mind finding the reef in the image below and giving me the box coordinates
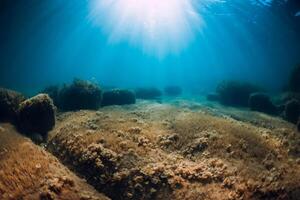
[59,79,102,111]
[288,64,300,93]
[17,94,55,140]
[284,99,300,124]
[248,93,278,115]
[102,89,136,107]
[164,86,182,96]
[135,88,162,100]
[0,88,26,123]
[216,80,262,107]
[41,85,60,107]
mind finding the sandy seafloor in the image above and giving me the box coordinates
[1,97,300,200]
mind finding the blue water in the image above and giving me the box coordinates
[0,0,300,96]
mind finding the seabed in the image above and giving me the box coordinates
[1,98,300,200]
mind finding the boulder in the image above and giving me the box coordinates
[135,88,162,100]
[206,93,220,102]
[248,93,278,115]
[216,80,262,107]
[41,85,60,107]
[164,86,182,96]
[18,94,55,137]
[59,79,102,111]
[102,89,136,106]
[288,64,300,93]
[284,99,300,124]
[0,88,26,123]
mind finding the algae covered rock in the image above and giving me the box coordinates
[164,86,182,96]
[18,94,55,137]
[249,93,278,115]
[0,88,26,123]
[102,89,136,107]
[206,93,220,102]
[288,64,300,93]
[284,99,300,124]
[41,85,60,107]
[135,87,162,99]
[216,80,262,107]
[59,79,102,111]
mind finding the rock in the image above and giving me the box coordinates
[284,99,300,124]
[0,88,26,123]
[41,85,60,107]
[101,89,136,106]
[164,86,182,96]
[216,80,262,107]
[206,93,220,102]
[59,79,102,111]
[18,94,55,137]
[135,88,162,100]
[288,64,300,92]
[248,93,278,115]
[297,120,300,132]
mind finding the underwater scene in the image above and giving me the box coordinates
[1,0,300,199]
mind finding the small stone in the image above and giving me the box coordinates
[35,163,42,169]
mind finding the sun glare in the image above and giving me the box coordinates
[89,0,216,57]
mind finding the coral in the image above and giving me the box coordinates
[248,93,278,115]
[18,94,55,138]
[102,89,136,106]
[164,86,182,96]
[288,64,300,93]
[135,88,162,99]
[0,88,25,123]
[216,80,262,107]
[284,99,300,124]
[59,79,102,111]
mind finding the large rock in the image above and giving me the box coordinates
[216,80,262,107]
[0,88,26,123]
[288,64,300,93]
[59,79,102,111]
[164,86,182,96]
[101,89,136,106]
[41,85,60,107]
[18,94,55,137]
[249,93,278,115]
[206,93,220,102]
[284,99,300,124]
[135,87,162,99]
